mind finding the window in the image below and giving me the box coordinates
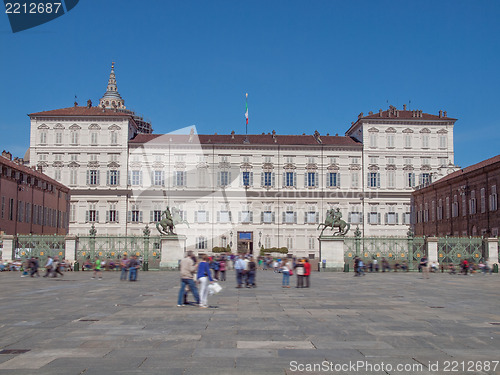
[452,195,459,217]
[439,134,447,149]
[327,172,340,187]
[368,210,380,225]
[369,133,377,148]
[422,158,430,166]
[403,211,411,225]
[437,199,443,220]
[90,132,98,145]
[242,171,253,187]
[86,203,98,223]
[420,173,431,186]
[351,173,359,188]
[70,169,78,185]
[386,133,394,148]
[264,236,271,248]
[285,156,294,164]
[130,170,142,186]
[368,172,380,188]
[308,237,315,250]
[55,132,62,144]
[54,154,62,161]
[462,194,467,216]
[387,171,395,188]
[446,197,450,219]
[286,237,293,250]
[329,157,338,164]
[40,131,47,144]
[239,210,253,223]
[242,156,250,163]
[218,171,230,187]
[404,134,412,148]
[220,155,229,163]
[152,209,162,222]
[71,130,79,145]
[306,211,318,224]
[386,211,398,225]
[307,172,318,187]
[218,210,231,223]
[108,170,119,186]
[25,202,31,223]
[351,157,359,164]
[261,211,274,224]
[285,172,295,187]
[110,131,118,145]
[70,203,76,222]
[174,171,187,186]
[195,210,209,223]
[17,200,23,222]
[107,203,119,223]
[221,236,227,248]
[264,156,272,163]
[490,185,498,211]
[439,158,448,167]
[129,204,142,223]
[386,157,395,165]
[1,196,4,219]
[431,200,436,222]
[348,210,362,224]
[152,171,165,186]
[480,188,486,213]
[262,172,274,187]
[421,134,429,149]
[369,157,378,165]
[39,154,47,161]
[407,173,415,188]
[196,236,207,250]
[70,154,78,161]
[283,208,296,224]
[307,157,315,164]
[54,168,61,181]
[469,190,477,214]
[87,170,99,186]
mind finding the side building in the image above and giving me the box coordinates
[412,154,500,237]
[0,151,70,236]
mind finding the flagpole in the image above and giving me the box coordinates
[244,93,249,144]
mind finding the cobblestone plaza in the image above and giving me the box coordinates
[0,270,499,374]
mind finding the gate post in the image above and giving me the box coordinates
[427,237,438,264]
[65,235,77,264]
[2,235,14,262]
[486,238,499,266]
[407,230,414,270]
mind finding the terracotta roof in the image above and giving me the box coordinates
[29,106,132,117]
[0,156,69,192]
[129,133,362,147]
[360,110,457,121]
[432,154,500,186]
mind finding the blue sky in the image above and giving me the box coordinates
[1,0,499,167]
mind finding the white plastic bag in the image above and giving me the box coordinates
[208,282,222,295]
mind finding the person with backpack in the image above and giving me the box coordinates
[247,256,257,288]
[295,259,305,288]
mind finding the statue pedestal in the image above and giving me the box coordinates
[159,235,187,270]
[319,236,345,271]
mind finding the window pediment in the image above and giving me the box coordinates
[368,127,379,133]
[385,127,396,133]
[89,123,101,130]
[402,128,413,133]
[37,124,49,129]
[69,124,81,130]
[420,128,431,134]
[54,123,65,129]
[108,124,121,131]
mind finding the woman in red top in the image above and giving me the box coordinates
[303,259,311,288]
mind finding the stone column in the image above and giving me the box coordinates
[318,236,345,271]
[486,238,499,265]
[160,235,187,270]
[1,235,14,263]
[427,237,438,263]
[65,235,77,264]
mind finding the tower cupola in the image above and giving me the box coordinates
[99,62,126,109]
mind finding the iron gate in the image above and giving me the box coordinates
[16,234,66,262]
[437,237,485,265]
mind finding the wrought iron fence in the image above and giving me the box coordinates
[437,237,485,265]
[76,235,161,270]
[16,234,66,262]
[344,236,426,271]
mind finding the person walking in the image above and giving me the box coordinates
[52,256,64,278]
[219,257,226,281]
[43,256,54,278]
[295,259,305,288]
[120,255,129,281]
[128,255,140,281]
[234,255,246,288]
[281,261,291,288]
[30,256,40,277]
[92,256,103,280]
[247,256,257,288]
[420,256,429,279]
[177,251,200,307]
[303,258,311,287]
[197,255,213,308]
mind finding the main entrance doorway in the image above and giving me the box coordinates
[237,231,253,254]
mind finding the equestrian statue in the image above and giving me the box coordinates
[156,206,190,236]
[317,208,350,237]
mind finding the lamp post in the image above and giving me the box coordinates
[258,231,262,249]
[230,231,233,250]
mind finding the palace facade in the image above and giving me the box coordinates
[27,64,458,256]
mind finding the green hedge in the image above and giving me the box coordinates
[260,247,288,256]
[212,246,231,253]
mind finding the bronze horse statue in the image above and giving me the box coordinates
[156,206,189,235]
[317,208,350,236]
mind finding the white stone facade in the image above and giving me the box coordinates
[27,70,457,258]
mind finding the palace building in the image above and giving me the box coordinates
[27,63,458,256]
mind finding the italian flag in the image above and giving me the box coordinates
[245,93,248,125]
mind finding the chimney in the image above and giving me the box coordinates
[74,101,78,107]
[443,111,447,118]
[403,104,407,111]
[188,128,195,143]
[231,130,235,139]
[368,111,373,115]
[272,130,276,138]
[358,112,363,119]
[87,99,92,108]
[379,109,383,117]
[439,110,443,118]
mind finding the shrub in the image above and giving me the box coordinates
[260,247,288,256]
